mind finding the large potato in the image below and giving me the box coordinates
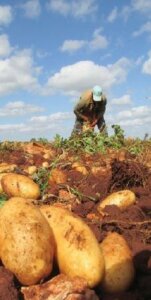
[40,205,104,288]
[0,173,12,192]
[97,189,136,212]
[0,197,55,285]
[1,173,40,199]
[100,232,135,293]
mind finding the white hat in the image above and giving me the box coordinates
[92,85,103,101]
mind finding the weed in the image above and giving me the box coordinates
[0,141,21,151]
[0,193,8,207]
[32,167,50,195]
[53,134,65,148]
[67,186,97,202]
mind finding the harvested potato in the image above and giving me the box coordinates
[0,163,16,173]
[43,152,51,160]
[40,205,104,288]
[0,173,12,192]
[48,168,67,184]
[0,197,55,285]
[100,232,135,293]
[24,166,37,175]
[42,161,49,168]
[97,190,136,212]
[91,166,107,176]
[1,173,40,199]
[72,162,88,175]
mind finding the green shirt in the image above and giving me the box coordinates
[74,89,107,122]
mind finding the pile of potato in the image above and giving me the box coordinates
[0,172,135,294]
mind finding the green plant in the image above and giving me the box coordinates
[53,125,126,154]
[53,134,65,148]
[0,141,21,151]
[0,193,8,207]
[52,125,151,156]
[32,167,50,195]
[67,186,97,202]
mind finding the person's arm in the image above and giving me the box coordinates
[74,101,89,122]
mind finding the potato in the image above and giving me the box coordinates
[72,162,88,175]
[100,232,135,293]
[0,163,17,173]
[1,173,40,199]
[0,173,12,192]
[91,166,107,176]
[0,197,55,285]
[48,168,67,184]
[42,161,49,168]
[97,190,136,212]
[24,166,37,175]
[40,205,104,288]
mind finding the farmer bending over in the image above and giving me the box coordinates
[72,85,107,135]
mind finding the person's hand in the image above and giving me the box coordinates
[91,119,97,127]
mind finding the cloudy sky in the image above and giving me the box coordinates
[0,0,151,141]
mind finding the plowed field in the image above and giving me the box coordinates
[0,137,150,300]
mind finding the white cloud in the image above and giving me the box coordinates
[107,7,118,23]
[0,34,13,57]
[133,21,151,37]
[0,112,73,137]
[132,0,151,13]
[0,123,25,133]
[111,94,132,105]
[0,5,13,26]
[60,28,108,53]
[117,105,151,119]
[71,0,97,18]
[45,58,130,96]
[107,1,151,25]
[60,40,86,53]
[0,101,44,117]
[0,49,41,96]
[46,0,97,18]
[21,0,41,18]
[30,112,72,123]
[89,28,108,50]
[120,6,132,22]
[135,55,144,65]
[107,105,151,132]
[46,0,69,15]
[119,118,146,126]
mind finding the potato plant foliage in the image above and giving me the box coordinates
[53,125,151,154]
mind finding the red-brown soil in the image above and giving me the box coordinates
[0,142,150,300]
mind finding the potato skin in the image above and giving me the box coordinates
[1,173,40,199]
[100,232,135,293]
[40,205,104,288]
[0,173,11,192]
[0,197,55,285]
[48,168,67,184]
[97,190,136,212]
[0,163,16,173]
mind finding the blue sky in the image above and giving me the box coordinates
[0,0,151,141]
